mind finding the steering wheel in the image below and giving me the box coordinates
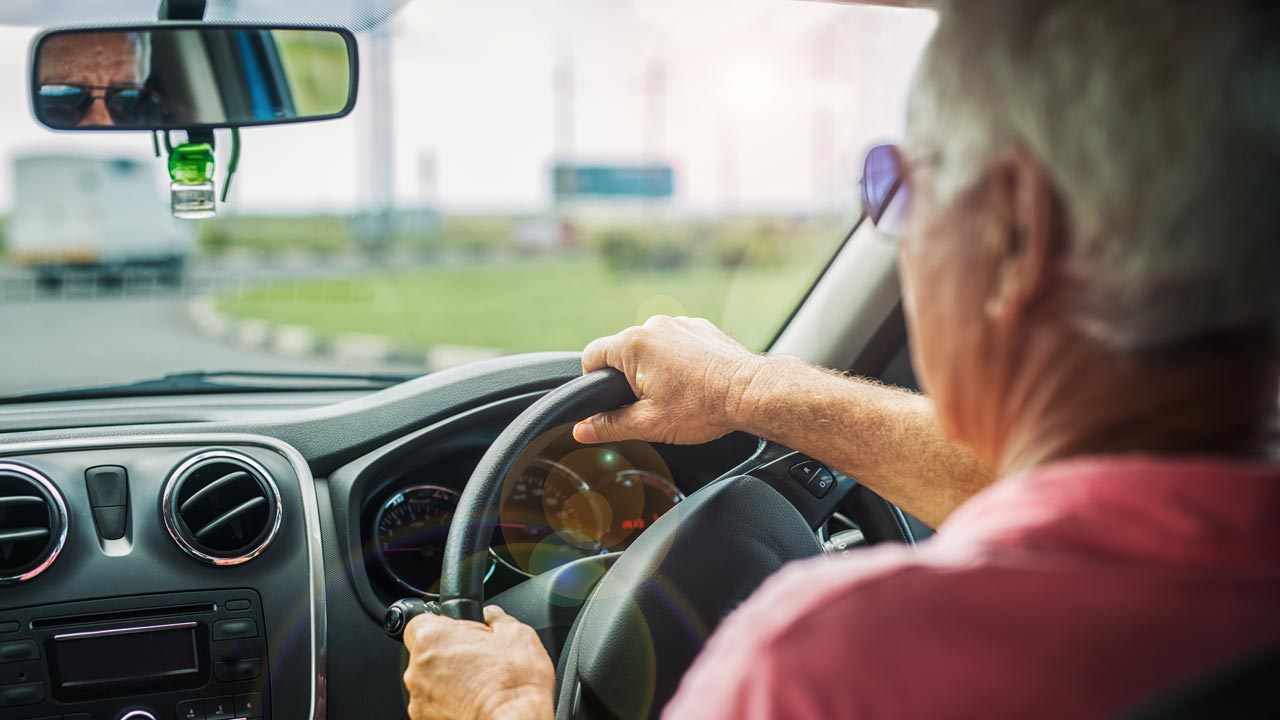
[385,369,914,719]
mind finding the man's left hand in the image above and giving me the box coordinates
[403,605,556,720]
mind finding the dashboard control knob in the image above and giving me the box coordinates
[119,711,158,720]
[385,598,440,641]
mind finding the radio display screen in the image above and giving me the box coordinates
[49,622,206,699]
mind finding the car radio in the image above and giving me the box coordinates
[0,588,269,720]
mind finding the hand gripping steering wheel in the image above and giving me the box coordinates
[385,369,914,719]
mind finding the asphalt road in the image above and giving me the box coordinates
[0,259,414,397]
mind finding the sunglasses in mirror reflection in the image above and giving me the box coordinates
[37,83,167,128]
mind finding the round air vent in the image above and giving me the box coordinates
[162,450,282,565]
[0,462,68,584]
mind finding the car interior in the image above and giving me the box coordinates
[148,28,297,128]
[0,0,1275,719]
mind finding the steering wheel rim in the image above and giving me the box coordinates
[438,368,638,621]
[433,368,908,718]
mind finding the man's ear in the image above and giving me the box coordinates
[983,148,1062,325]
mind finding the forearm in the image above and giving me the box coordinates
[734,356,994,528]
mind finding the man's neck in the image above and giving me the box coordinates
[993,335,1278,477]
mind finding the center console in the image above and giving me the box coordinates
[0,436,324,720]
[5,590,268,720]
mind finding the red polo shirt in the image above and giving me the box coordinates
[664,456,1280,719]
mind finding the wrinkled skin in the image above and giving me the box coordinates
[573,315,765,446]
[403,605,555,720]
[38,32,144,127]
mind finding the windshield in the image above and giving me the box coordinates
[0,1,933,398]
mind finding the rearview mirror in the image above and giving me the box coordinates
[30,23,358,131]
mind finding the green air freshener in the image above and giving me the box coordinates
[168,142,216,219]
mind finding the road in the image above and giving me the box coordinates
[0,258,418,397]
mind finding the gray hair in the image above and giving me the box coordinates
[909,0,1280,352]
[128,31,152,83]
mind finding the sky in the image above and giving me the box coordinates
[0,0,935,215]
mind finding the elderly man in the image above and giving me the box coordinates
[402,1,1280,717]
[36,31,156,128]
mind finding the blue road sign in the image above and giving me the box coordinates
[553,163,674,200]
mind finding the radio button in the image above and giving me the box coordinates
[0,658,42,686]
[64,714,93,720]
[204,695,235,720]
[177,698,205,720]
[214,638,264,662]
[213,618,258,641]
[0,680,43,706]
[235,692,264,719]
[225,599,252,611]
[0,639,38,662]
[215,658,262,682]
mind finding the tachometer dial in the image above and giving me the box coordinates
[375,485,492,597]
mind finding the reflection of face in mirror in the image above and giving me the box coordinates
[37,32,163,128]
[32,27,354,130]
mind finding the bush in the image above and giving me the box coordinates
[595,227,692,272]
[433,215,517,258]
[199,215,353,257]
[711,219,789,270]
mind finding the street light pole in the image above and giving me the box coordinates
[364,25,396,256]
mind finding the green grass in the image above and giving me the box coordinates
[218,259,819,353]
[200,215,354,256]
[197,214,526,257]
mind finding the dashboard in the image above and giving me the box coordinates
[0,353,908,720]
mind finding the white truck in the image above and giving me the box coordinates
[7,153,196,287]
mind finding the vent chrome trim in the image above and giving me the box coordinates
[0,461,68,585]
[161,449,284,566]
[0,433,326,720]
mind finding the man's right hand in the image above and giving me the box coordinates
[574,315,773,446]
[574,316,993,528]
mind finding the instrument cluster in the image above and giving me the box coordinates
[371,435,681,597]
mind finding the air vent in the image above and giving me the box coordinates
[162,450,282,565]
[0,462,68,584]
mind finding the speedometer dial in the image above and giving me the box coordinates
[495,445,682,577]
[494,459,596,576]
[375,485,491,597]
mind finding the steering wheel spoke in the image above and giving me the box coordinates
[488,552,622,664]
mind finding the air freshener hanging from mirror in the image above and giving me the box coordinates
[168,142,216,219]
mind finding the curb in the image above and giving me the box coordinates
[185,295,503,372]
